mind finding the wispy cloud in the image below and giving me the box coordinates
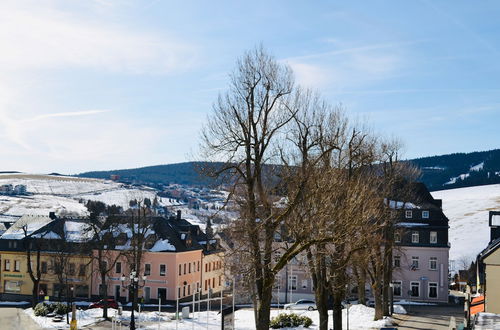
[0,1,198,74]
[26,110,111,122]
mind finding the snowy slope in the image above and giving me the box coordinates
[0,174,177,217]
[431,184,500,263]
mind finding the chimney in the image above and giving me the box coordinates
[489,211,500,243]
[49,212,56,220]
[177,210,181,220]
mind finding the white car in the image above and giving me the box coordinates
[284,299,317,311]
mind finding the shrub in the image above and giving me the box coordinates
[53,302,70,315]
[269,313,313,328]
[34,303,49,316]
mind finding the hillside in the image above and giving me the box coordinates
[0,174,178,217]
[431,183,500,264]
[76,149,500,191]
[410,149,500,191]
[77,162,219,187]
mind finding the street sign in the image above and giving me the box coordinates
[420,276,428,281]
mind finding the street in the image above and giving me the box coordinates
[392,304,465,330]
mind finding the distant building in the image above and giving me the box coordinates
[392,183,450,303]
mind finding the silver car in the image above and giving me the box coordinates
[284,299,317,311]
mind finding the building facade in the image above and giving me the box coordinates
[392,185,450,303]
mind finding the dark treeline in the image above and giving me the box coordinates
[76,149,500,191]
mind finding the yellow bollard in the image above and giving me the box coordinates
[70,304,78,330]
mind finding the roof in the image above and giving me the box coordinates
[0,214,55,240]
[478,237,500,261]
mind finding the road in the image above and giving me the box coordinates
[392,304,465,330]
[0,308,41,330]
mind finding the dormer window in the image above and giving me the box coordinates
[422,211,429,219]
[412,231,419,243]
[405,210,413,219]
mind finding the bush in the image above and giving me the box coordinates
[270,313,313,328]
[34,303,49,316]
[34,302,70,316]
[53,302,70,315]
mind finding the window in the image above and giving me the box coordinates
[430,231,437,244]
[160,264,166,276]
[288,275,297,291]
[394,256,401,268]
[428,282,438,298]
[179,265,182,276]
[422,210,429,219]
[5,259,11,271]
[405,210,413,218]
[4,280,21,293]
[392,281,402,296]
[429,257,437,270]
[184,263,186,275]
[219,276,222,286]
[8,241,17,249]
[410,281,420,297]
[79,264,86,277]
[412,231,419,243]
[411,256,419,270]
[302,279,308,289]
[193,262,196,272]
[115,262,122,274]
[41,261,48,274]
[189,263,191,273]
[197,261,200,272]
[14,260,20,272]
[144,264,151,276]
[394,232,401,243]
[69,263,75,276]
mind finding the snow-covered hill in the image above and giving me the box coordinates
[0,174,178,217]
[431,184,500,264]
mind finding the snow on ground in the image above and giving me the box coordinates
[431,184,500,263]
[25,305,398,329]
[0,174,179,217]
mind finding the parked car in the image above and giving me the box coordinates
[89,299,120,309]
[284,299,317,311]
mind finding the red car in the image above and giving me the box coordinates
[89,299,120,309]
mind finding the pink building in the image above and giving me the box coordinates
[90,212,224,303]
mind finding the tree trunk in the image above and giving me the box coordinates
[357,267,366,305]
[314,276,329,330]
[32,280,39,307]
[101,272,108,319]
[255,286,273,330]
[374,290,384,320]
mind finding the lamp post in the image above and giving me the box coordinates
[121,271,147,330]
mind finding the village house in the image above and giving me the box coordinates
[392,183,450,303]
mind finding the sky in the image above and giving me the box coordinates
[1,0,499,174]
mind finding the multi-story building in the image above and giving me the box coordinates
[392,183,450,303]
[0,214,93,300]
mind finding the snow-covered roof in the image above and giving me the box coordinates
[0,215,54,240]
[386,199,418,209]
[64,221,92,242]
[33,231,61,239]
[150,239,176,252]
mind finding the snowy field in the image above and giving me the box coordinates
[0,174,181,217]
[25,305,400,329]
[432,184,500,263]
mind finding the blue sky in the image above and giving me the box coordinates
[0,0,499,173]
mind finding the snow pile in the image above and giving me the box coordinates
[474,312,500,330]
[25,307,105,328]
[393,304,407,314]
[432,184,500,262]
[150,239,176,252]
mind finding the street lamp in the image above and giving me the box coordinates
[121,271,147,330]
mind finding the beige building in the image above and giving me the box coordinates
[478,211,500,313]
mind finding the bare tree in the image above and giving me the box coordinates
[22,226,46,307]
[84,203,124,319]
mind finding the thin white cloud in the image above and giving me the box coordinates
[26,110,111,122]
[0,1,198,74]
